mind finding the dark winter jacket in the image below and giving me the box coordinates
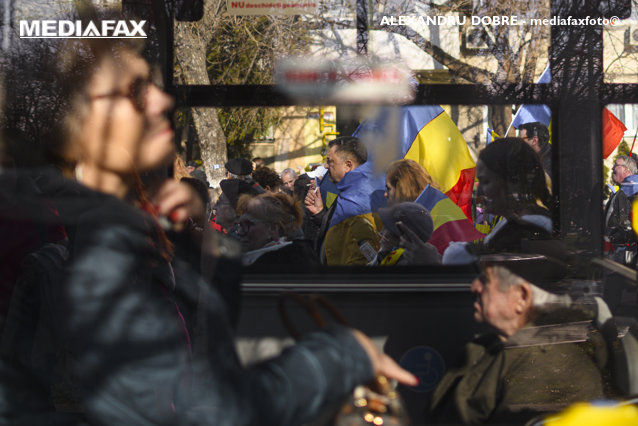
[0,182,373,426]
[429,305,607,424]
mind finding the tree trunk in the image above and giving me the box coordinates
[491,105,513,137]
[173,3,227,187]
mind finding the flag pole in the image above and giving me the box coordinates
[505,103,518,137]
[505,117,514,138]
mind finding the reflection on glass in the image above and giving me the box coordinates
[369,1,550,84]
[173,0,357,85]
[173,1,555,86]
[604,8,638,83]
[177,105,562,268]
[602,104,635,266]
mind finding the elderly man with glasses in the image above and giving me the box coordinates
[429,254,608,424]
[604,155,638,261]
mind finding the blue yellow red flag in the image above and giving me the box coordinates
[400,106,476,220]
[510,66,626,158]
[318,173,340,208]
[353,105,476,220]
[415,185,485,254]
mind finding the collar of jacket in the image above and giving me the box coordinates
[620,174,638,197]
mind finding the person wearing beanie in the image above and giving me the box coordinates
[225,158,254,179]
[374,202,440,266]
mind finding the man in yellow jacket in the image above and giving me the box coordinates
[304,137,384,265]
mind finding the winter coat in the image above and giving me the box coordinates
[429,306,607,424]
[0,183,373,426]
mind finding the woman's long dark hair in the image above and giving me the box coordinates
[479,138,552,211]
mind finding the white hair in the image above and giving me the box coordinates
[491,265,571,310]
[281,168,296,179]
[529,284,571,309]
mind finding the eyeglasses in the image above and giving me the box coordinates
[613,164,626,173]
[91,76,153,112]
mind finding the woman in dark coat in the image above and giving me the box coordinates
[442,138,556,264]
[238,192,319,268]
[0,9,415,425]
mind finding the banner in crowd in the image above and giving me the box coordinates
[415,185,485,254]
[400,106,476,220]
[354,105,476,220]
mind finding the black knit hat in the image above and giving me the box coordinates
[225,158,253,176]
[219,178,263,209]
[378,202,434,243]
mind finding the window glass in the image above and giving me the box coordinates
[604,6,638,83]
[602,104,636,265]
[181,104,560,269]
[173,0,357,85]
[351,1,550,84]
[174,1,553,86]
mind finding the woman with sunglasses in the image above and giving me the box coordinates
[0,9,416,426]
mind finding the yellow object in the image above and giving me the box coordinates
[404,110,475,193]
[380,248,404,266]
[324,214,380,265]
[319,107,339,154]
[633,197,638,237]
[325,191,338,209]
[544,402,638,426]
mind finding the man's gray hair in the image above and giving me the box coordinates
[491,265,570,310]
[281,168,297,179]
[616,155,638,175]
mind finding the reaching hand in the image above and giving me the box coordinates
[397,222,433,265]
[153,179,205,227]
[304,181,324,216]
[350,329,418,387]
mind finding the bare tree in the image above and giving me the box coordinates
[367,0,552,134]
[174,0,312,184]
[174,0,228,187]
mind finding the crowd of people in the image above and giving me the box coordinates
[1,4,637,426]
[204,134,557,270]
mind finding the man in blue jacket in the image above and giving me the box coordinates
[604,155,638,253]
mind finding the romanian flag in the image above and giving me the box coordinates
[511,66,552,129]
[353,106,476,219]
[415,185,485,254]
[319,172,340,208]
[399,106,476,221]
[510,66,627,158]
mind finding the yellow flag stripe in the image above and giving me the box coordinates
[404,112,475,193]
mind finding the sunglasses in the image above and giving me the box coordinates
[91,76,153,112]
